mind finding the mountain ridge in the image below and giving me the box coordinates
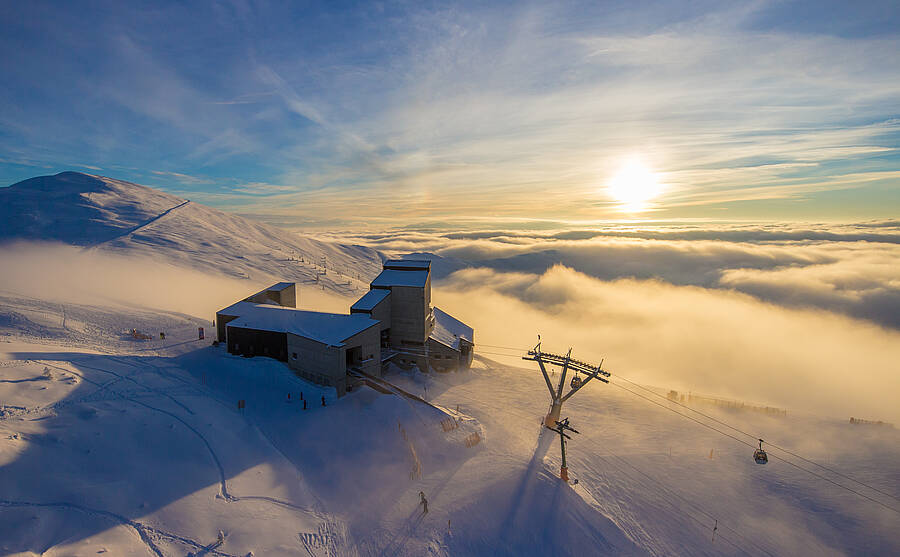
[0,171,385,293]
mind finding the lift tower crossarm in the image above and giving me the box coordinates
[561,364,610,403]
[524,350,610,377]
[523,343,610,428]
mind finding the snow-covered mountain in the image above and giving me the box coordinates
[0,171,384,290]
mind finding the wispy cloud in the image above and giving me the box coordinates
[150,170,214,185]
[1,2,897,222]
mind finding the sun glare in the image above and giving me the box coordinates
[607,159,663,212]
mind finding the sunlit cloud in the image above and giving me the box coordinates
[435,264,900,423]
[336,220,900,329]
[1,2,897,223]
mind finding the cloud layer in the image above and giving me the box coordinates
[0,242,353,320]
[434,264,900,424]
[342,220,900,329]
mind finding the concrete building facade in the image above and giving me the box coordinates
[214,259,474,397]
[216,282,297,342]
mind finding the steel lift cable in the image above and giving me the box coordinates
[609,380,900,516]
[477,342,900,509]
[590,452,752,556]
[613,374,900,506]
[604,452,778,557]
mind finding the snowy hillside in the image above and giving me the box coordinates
[0,172,385,294]
[1,171,898,556]
[1,294,898,556]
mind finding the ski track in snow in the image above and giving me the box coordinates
[0,499,242,557]
[2,305,899,555]
[78,353,332,513]
[1,332,343,556]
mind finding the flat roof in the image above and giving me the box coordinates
[371,269,429,288]
[351,288,391,311]
[429,307,474,351]
[226,305,380,346]
[383,259,431,270]
[267,282,295,291]
[217,300,273,316]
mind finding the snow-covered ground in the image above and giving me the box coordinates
[1,294,898,556]
[1,171,898,555]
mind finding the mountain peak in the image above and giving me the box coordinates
[0,170,385,287]
[1,170,188,246]
[14,171,106,192]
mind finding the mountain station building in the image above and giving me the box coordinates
[215,260,474,396]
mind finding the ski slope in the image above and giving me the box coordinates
[1,293,898,556]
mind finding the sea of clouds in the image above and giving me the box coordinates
[2,223,898,423]
[333,220,900,423]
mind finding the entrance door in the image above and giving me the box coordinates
[345,346,362,370]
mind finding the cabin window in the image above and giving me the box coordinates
[292,352,298,360]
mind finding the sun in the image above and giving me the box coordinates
[607,159,663,212]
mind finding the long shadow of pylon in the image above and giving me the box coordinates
[374,507,427,557]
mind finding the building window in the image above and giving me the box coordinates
[292,352,298,360]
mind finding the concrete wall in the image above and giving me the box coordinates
[389,285,429,346]
[425,338,473,372]
[244,284,296,308]
[368,293,391,331]
[216,313,239,342]
[287,334,342,388]
[227,327,288,361]
[424,273,434,337]
[459,340,474,368]
[427,338,460,372]
[279,284,297,308]
[349,291,391,332]
[342,325,381,377]
[286,324,379,396]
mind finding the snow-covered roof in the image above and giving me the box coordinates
[267,282,295,291]
[383,259,431,271]
[226,305,380,346]
[429,307,474,351]
[351,288,390,312]
[371,269,429,288]
[217,300,262,317]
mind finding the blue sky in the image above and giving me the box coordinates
[1,0,898,227]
